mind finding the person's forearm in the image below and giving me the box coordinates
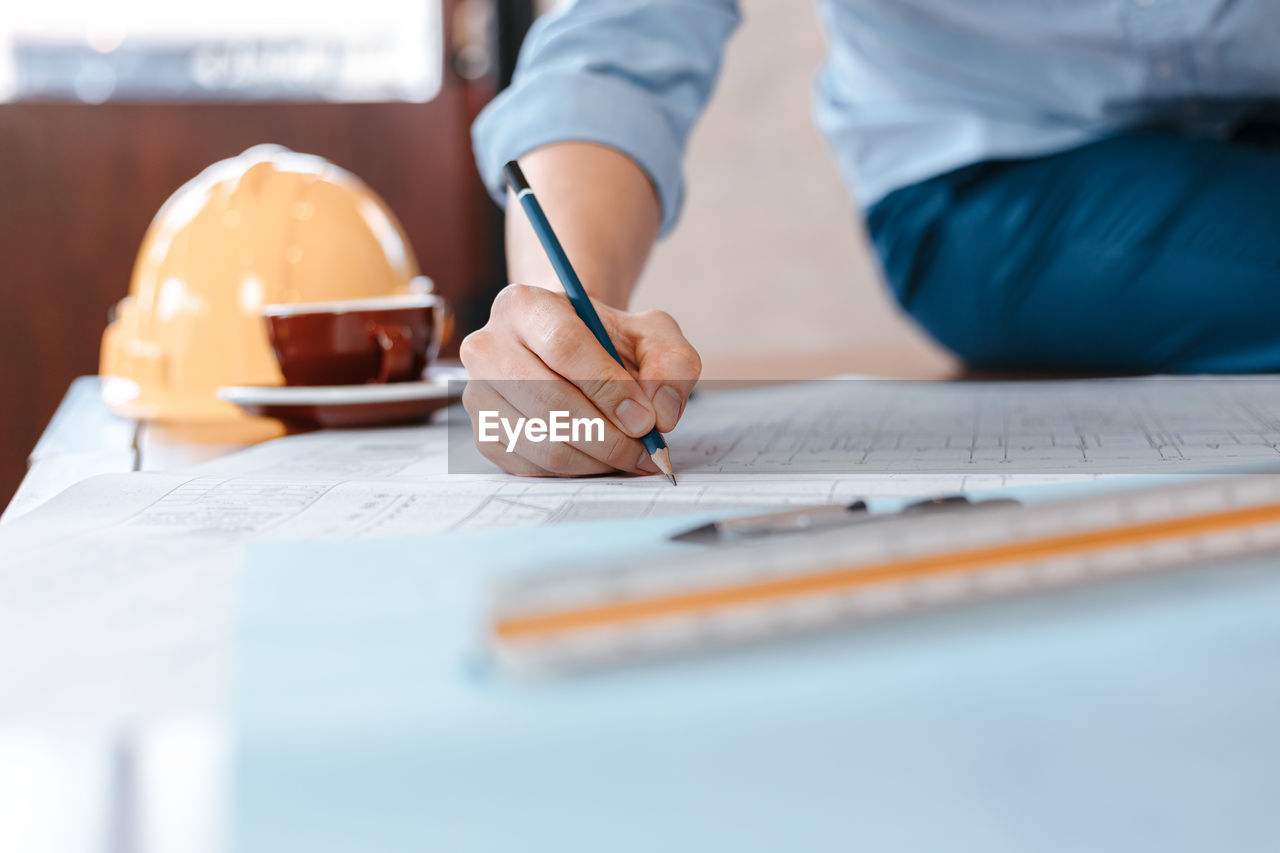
[505,142,662,309]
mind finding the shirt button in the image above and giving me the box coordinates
[1154,60,1175,79]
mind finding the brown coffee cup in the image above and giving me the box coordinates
[262,294,448,386]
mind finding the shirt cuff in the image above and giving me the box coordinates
[472,71,687,238]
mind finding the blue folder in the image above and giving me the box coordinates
[231,495,1280,852]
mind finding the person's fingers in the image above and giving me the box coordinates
[463,376,619,477]
[492,285,659,439]
[475,341,655,474]
[461,285,697,475]
[621,309,702,433]
[463,320,655,474]
[461,380,558,477]
[486,399,619,478]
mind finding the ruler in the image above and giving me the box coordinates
[489,474,1280,674]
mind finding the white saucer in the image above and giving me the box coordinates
[218,379,452,406]
[217,366,466,429]
[217,365,467,406]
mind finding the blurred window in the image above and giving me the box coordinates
[0,0,442,103]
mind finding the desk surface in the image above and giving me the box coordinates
[3,377,255,523]
[2,377,242,852]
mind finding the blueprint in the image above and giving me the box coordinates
[670,378,1280,474]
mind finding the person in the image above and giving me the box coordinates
[462,0,1280,478]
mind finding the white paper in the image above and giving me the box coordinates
[669,378,1280,474]
[1,468,1032,723]
[6,376,1280,723]
[185,377,1280,482]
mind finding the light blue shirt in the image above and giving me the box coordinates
[472,0,1280,237]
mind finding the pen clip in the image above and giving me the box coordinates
[670,495,1021,545]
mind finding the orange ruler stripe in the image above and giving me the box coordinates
[494,500,1280,641]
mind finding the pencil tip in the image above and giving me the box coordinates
[651,447,677,485]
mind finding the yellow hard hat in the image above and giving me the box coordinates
[101,144,430,422]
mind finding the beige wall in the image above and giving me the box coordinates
[621,0,955,380]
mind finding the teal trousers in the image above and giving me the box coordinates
[867,128,1280,373]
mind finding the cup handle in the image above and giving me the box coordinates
[372,324,413,383]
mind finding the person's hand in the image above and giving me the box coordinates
[460,284,701,476]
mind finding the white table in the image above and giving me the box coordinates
[3,378,252,853]
[4,377,257,524]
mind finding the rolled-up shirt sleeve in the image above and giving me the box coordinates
[471,0,741,237]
